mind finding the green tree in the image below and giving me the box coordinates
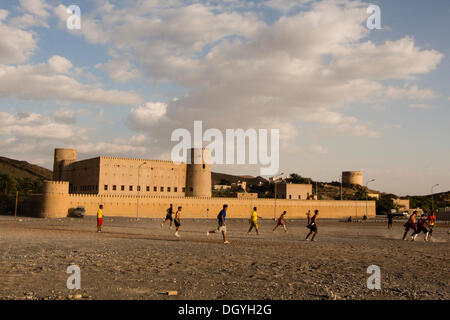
[0,174,18,195]
[287,173,311,184]
[219,179,231,185]
[353,186,368,200]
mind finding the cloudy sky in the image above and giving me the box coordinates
[0,0,448,196]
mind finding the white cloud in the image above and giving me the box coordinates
[0,56,143,105]
[263,0,312,13]
[8,13,49,29]
[4,0,446,165]
[19,0,50,19]
[302,109,381,137]
[0,111,82,140]
[47,55,73,74]
[384,85,438,101]
[0,110,148,168]
[95,55,140,82]
[126,102,168,130]
[54,107,76,124]
[409,103,432,109]
[62,0,439,142]
[0,15,37,64]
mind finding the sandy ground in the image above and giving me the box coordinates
[0,215,448,300]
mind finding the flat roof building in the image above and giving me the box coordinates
[275,183,313,200]
[52,148,212,197]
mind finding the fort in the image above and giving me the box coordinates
[36,148,376,219]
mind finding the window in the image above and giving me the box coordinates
[298,195,301,199]
[113,185,117,191]
[174,187,178,192]
[190,187,193,192]
[167,187,171,192]
[137,186,141,192]
[121,185,125,191]
[153,186,157,192]
[182,187,186,192]
[160,186,164,192]
[104,185,108,191]
[146,186,150,192]
[289,195,292,199]
[129,186,133,191]
[202,164,205,169]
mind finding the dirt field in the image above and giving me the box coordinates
[0,215,448,300]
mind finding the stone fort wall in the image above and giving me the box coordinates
[39,181,376,219]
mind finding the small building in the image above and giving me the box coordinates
[368,193,380,200]
[213,184,231,191]
[237,192,258,199]
[231,181,246,192]
[275,183,313,200]
[393,199,410,211]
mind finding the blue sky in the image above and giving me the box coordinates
[0,0,448,196]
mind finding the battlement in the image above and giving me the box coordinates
[43,180,69,194]
[99,156,183,164]
[45,180,70,185]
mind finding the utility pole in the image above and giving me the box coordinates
[366,179,375,218]
[273,173,284,220]
[14,191,18,220]
[137,162,147,220]
[431,184,439,212]
[338,175,343,200]
[316,181,318,200]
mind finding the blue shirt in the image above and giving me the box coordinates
[218,209,226,225]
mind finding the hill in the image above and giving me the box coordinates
[0,156,52,180]
[211,171,267,186]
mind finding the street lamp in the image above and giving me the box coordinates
[273,173,284,220]
[137,162,147,220]
[431,184,439,212]
[337,175,343,200]
[366,179,375,218]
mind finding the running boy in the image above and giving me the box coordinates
[402,211,418,240]
[425,211,436,241]
[161,204,174,229]
[174,206,182,238]
[273,211,287,232]
[411,214,430,241]
[305,210,319,241]
[207,204,230,244]
[97,204,103,232]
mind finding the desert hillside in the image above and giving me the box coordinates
[0,157,52,180]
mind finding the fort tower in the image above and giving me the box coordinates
[186,148,212,197]
[53,148,77,181]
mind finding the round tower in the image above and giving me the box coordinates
[40,181,70,218]
[342,171,363,186]
[53,148,77,181]
[186,148,211,197]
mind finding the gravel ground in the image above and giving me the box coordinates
[0,215,448,300]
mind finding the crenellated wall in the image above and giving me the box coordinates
[40,181,70,218]
[39,180,376,219]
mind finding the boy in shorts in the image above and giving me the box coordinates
[161,204,174,229]
[273,211,287,232]
[305,210,319,241]
[207,204,230,244]
[174,206,182,238]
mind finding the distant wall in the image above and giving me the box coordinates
[38,180,375,219]
[436,209,450,221]
[18,195,42,218]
